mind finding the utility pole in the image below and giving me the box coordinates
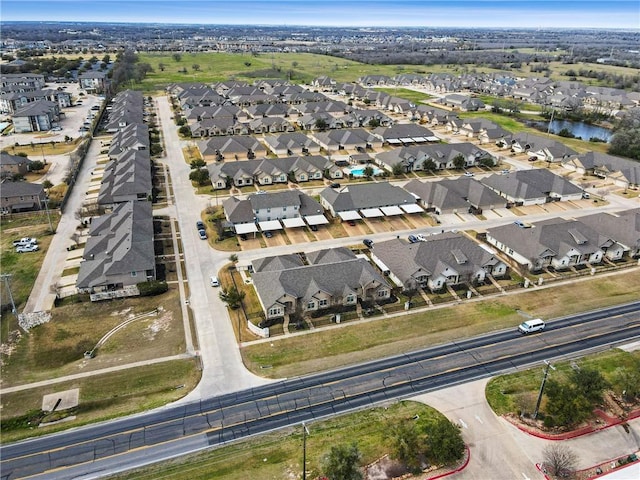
[302,421,310,480]
[533,360,556,419]
[43,196,54,233]
[1,274,18,319]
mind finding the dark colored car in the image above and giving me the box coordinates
[239,233,248,241]
[330,182,341,188]
[264,231,273,238]
[196,220,205,230]
[347,220,356,226]
[310,225,318,231]
[363,239,374,248]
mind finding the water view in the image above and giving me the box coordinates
[530,119,613,142]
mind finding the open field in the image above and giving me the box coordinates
[1,358,199,443]
[486,349,640,416]
[1,286,186,386]
[109,400,439,480]
[241,269,640,379]
[1,215,58,340]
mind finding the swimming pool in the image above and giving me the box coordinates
[345,165,383,177]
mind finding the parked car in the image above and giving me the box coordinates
[500,169,510,174]
[209,276,220,287]
[408,234,419,243]
[264,231,273,238]
[198,229,207,240]
[330,182,341,188]
[239,233,248,241]
[582,192,591,199]
[416,234,427,242]
[13,237,37,247]
[91,105,100,111]
[347,220,356,226]
[363,238,374,248]
[310,225,318,232]
[528,156,537,162]
[464,172,474,177]
[196,220,205,230]
[16,244,39,253]
[51,126,63,132]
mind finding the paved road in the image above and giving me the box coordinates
[417,378,640,480]
[23,137,103,313]
[153,95,271,401]
[2,302,639,479]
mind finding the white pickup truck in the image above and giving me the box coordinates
[13,237,37,247]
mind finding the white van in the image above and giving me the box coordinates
[518,318,545,334]
[210,276,219,287]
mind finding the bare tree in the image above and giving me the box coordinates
[542,444,578,479]
[70,232,81,246]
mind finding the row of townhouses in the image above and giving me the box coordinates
[76,90,156,295]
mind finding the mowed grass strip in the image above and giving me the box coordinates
[1,359,200,443]
[108,400,439,480]
[241,269,640,379]
[486,349,640,416]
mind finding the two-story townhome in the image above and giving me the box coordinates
[371,233,508,292]
[97,149,152,206]
[76,201,156,293]
[0,152,33,179]
[12,99,60,133]
[78,71,108,94]
[0,180,46,213]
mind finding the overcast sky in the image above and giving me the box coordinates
[2,0,639,29]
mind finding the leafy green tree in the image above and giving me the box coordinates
[192,64,200,71]
[219,286,245,309]
[612,364,640,402]
[29,160,45,171]
[172,53,182,62]
[314,118,328,131]
[452,154,466,170]
[423,418,465,465]
[363,165,374,178]
[321,442,363,480]
[570,367,608,404]
[478,157,496,167]
[423,159,437,172]
[189,168,210,186]
[386,419,422,473]
[190,159,206,169]
[179,125,192,137]
[392,162,405,176]
[544,379,592,427]
[368,118,381,128]
[42,180,53,193]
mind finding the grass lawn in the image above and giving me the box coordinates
[1,216,57,341]
[374,87,435,104]
[1,286,186,386]
[1,358,200,443]
[137,52,457,91]
[241,269,640,379]
[485,349,640,417]
[108,400,441,480]
[2,138,82,156]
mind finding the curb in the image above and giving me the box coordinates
[506,408,640,440]
[426,445,471,480]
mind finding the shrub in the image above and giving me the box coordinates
[137,280,168,297]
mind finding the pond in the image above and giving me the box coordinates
[529,119,613,143]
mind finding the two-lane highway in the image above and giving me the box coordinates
[2,301,640,479]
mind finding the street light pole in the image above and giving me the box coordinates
[302,421,310,480]
[533,360,556,419]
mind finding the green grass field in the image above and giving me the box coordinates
[109,400,441,480]
[486,349,640,416]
